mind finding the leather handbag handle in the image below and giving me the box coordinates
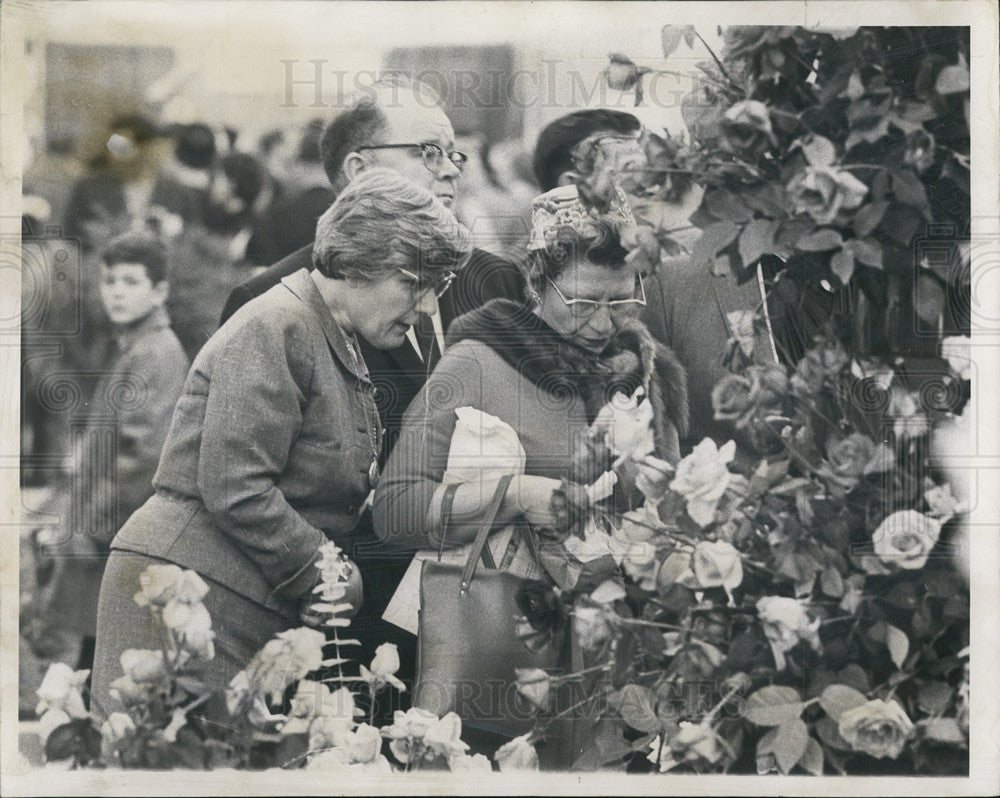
[459,473,515,594]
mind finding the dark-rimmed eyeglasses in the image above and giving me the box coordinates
[398,267,457,300]
[546,272,647,318]
[357,142,468,172]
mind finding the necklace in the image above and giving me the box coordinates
[342,329,382,490]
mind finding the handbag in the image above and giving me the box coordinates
[413,474,560,739]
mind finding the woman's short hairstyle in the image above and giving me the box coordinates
[526,221,630,293]
[102,231,169,284]
[312,168,471,282]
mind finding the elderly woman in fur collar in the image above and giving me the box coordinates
[372,183,688,765]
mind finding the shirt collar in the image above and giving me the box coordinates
[281,267,372,383]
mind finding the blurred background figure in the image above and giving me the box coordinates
[63,114,165,255]
[166,150,267,360]
[148,121,218,231]
[22,231,188,685]
[246,118,334,270]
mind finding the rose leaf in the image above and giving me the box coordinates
[689,220,741,269]
[853,201,889,238]
[799,735,825,775]
[797,229,844,252]
[819,683,868,721]
[831,249,855,284]
[773,718,809,773]
[662,26,686,59]
[739,218,779,269]
[743,685,805,726]
[917,680,954,716]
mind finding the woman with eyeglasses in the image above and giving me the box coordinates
[372,183,689,767]
[90,169,471,722]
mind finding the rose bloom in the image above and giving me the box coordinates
[35,662,90,719]
[134,564,209,609]
[382,707,438,742]
[161,598,215,660]
[248,627,326,703]
[871,509,942,570]
[605,53,643,91]
[711,373,756,427]
[515,667,552,711]
[494,733,540,771]
[692,540,743,591]
[669,438,736,527]
[721,100,778,157]
[838,699,914,759]
[713,366,788,429]
[790,340,849,397]
[647,721,723,772]
[423,712,469,758]
[756,596,821,671]
[340,723,383,764]
[819,432,877,495]
[787,166,868,225]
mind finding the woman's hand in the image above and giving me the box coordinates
[299,557,364,628]
[509,474,564,528]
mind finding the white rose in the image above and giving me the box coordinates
[361,643,406,692]
[838,699,914,759]
[692,540,743,591]
[309,714,354,751]
[756,596,821,670]
[119,649,168,684]
[344,723,383,764]
[133,564,186,607]
[871,510,942,570]
[515,667,551,711]
[494,733,539,771]
[423,712,468,757]
[162,599,215,660]
[669,439,736,526]
[36,663,90,719]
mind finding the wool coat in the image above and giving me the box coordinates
[105,268,379,614]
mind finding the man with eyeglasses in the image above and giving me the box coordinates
[532,109,778,461]
[218,78,524,719]
[221,77,525,465]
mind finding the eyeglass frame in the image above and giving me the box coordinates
[397,267,457,300]
[356,142,468,172]
[545,272,647,319]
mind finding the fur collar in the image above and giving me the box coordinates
[447,299,688,456]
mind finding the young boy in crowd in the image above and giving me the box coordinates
[24,231,189,677]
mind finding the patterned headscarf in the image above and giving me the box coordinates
[527,183,637,252]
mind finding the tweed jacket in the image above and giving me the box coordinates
[111,268,380,611]
[218,243,525,464]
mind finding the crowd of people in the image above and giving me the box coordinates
[20,76,788,768]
